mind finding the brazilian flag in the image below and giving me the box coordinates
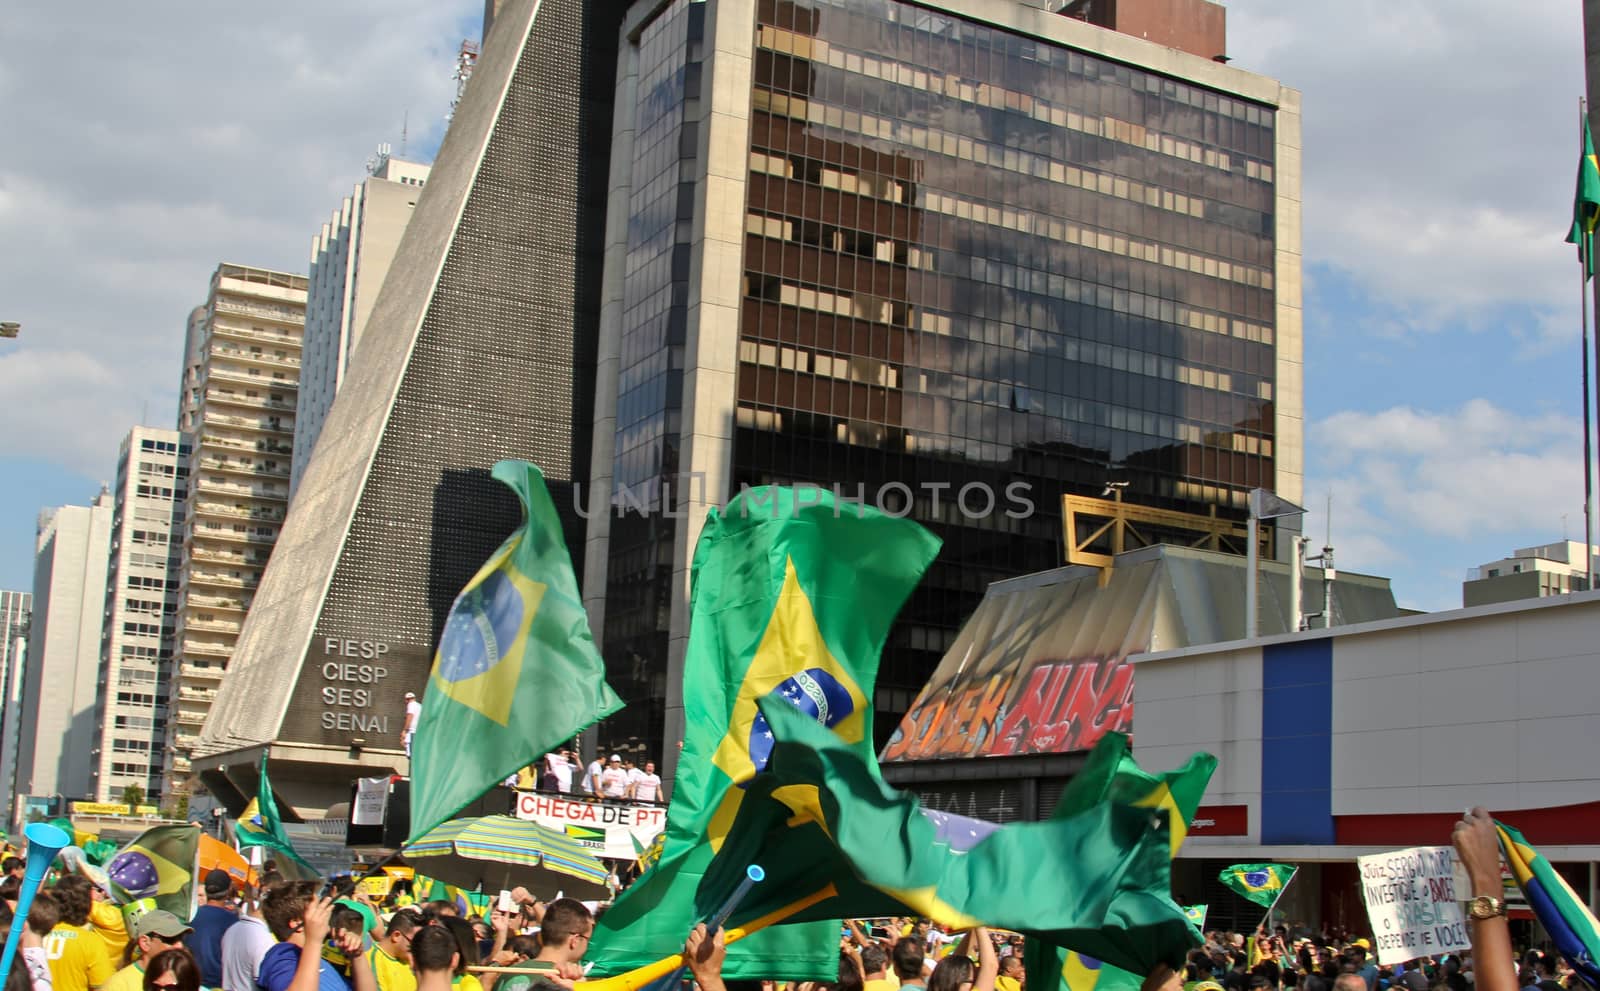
[586,486,940,980]
[1219,863,1296,907]
[408,461,623,843]
[1567,112,1600,279]
[235,752,319,880]
[1024,733,1217,991]
[105,825,200,919]
[1496,821,1600,988]
[692,700,1199,977]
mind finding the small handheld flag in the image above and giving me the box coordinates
[1219,863,1297,908]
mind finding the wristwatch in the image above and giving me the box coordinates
[1467,895,1506,919]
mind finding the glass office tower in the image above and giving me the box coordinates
[586,0,1302,758]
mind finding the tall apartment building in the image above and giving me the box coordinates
[292,154,433,498]
[581,0,1302,755]
[0,590,32,824]
[16,493,115,801]
[91,428,188,803]
[167,264,307,794]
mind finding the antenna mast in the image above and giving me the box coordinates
[449,39,481,122]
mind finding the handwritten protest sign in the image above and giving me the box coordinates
[1356,846,1472,965]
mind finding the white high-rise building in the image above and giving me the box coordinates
[291,154,431,498]
[0,590,33,825]
[92,427,187,804]
[167,264,306,794]
[17,492,114,801]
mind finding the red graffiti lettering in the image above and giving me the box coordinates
[991,662,1071,755]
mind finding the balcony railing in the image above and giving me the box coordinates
[207,366,299,391]
[210,346,301,369]
[205,413,293,435]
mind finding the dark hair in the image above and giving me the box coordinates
[1,859,21,875]
[1254,961,1282,986]
[259,870,285,888]
[539,898,594,948]
[51,874,93,926]
[386,910,423,937]
[0,878,18,902]
[331,876,356,899]
[861,946,889,976]
[438,916,480,975]
[0,906,30,991]
[1303,977,1331,991]
[24,889,58,937]
[410,925,458,975]
[330,905,366,938]
[892,937,925,981]
[262,880,319,941]
[143,949,202,991]
[928,955,974,991]
[509,935,540,959]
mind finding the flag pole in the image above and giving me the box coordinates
[1256,868,1298,934]
[1585,97,1596,590]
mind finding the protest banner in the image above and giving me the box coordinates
[512,792,667,859]
[1356,846,1472,965]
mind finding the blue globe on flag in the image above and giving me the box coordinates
[438,570,524,683]
[748,667,855,772]
[1245,870,1271,888]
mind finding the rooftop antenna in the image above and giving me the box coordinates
[400,111,409,160]
[448,39,480,122]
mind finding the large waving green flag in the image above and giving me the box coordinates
[693,700,1200,977]
[235,752,319,880]
[1567,111,1600,279]
[408,460,623,843]
[586,486,940,980]
[1024,733,1217,991]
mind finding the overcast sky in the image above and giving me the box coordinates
[0,0,1589,612]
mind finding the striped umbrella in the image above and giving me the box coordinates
[402,814,610,900]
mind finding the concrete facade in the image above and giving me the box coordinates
[92,428,187,803]
[168,264,306,795]
[0,590,32,824]
[17,492,114,801]
[1463,540,1597,606]
[292,156,432,499]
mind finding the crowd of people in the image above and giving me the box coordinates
[0,808,1582,991]
[501,752,665,806]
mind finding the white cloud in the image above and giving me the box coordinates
[1227,0,1584,342]
[1302,399,1591,610]
[0,0,477,476]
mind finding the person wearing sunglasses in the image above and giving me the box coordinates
[367,910,423,991]
[141,951,200,991]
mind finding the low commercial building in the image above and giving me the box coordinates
[1132,590,1600,932]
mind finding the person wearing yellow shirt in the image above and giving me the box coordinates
[862,945,900,991]
[103,912,193,991]
[42,879,115,991]
[366,911,421,991]
[88,888,129,966]
[995,955,1024,991]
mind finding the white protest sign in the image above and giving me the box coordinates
[1356,846,1472,965]
[352,777,390,826]
[512,791,667,860]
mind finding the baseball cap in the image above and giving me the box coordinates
[203,868,235,898]
[609,754,621,762]
[133,910,193,941]
[1351,938,1371,951]
[404,691,416,699]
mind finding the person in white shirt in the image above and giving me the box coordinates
[581,756,605,798]
[219,883,275,991]
[599,756,629,799]
[402,692,422,758]
[629,761,663,804]
[552,749,575,793]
